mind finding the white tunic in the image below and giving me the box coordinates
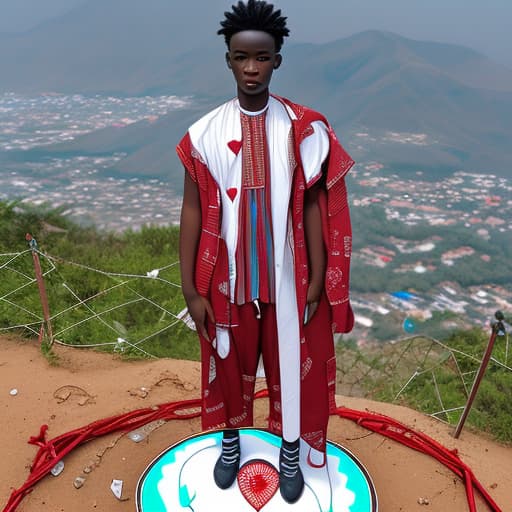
[188,96,328,441]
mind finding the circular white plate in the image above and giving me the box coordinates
[136,428,377,511]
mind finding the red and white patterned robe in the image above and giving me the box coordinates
[177,95,354,464]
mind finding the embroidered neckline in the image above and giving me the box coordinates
[238,102,269,117]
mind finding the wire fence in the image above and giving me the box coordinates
[0,241,197,360]
[337,332,511,423]
[1,242,511,439]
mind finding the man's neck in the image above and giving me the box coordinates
[237,89,270,112]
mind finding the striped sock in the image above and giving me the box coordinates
[280,438,300,478]
[221,431,240,465]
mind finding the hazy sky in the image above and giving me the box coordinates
[1,0,510,68]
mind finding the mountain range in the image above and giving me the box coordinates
[2,0,512,183]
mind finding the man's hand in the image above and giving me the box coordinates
[186,293,215,341]
[304,281,322,324]
[304,181,326,325]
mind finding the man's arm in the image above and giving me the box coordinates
[179,171,214,340]
[304,181,326,323]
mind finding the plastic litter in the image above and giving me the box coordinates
[50,460,64,477]
[110,479,123,500]
[177,307,196,330]
[127,419,166,443]
[73,476,85,489]
[9,389,18,396]
[127,430,146,443]
[114,337,126,353]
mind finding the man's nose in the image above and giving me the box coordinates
[244,59,258,74]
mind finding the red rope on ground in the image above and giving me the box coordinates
[333,406,501,512]
[3,398,202,512]
[2,391,501,512]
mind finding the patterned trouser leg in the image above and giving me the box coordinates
[199,295,335,465]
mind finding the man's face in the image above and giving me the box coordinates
[226,30,282,109]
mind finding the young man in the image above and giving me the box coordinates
[177,0,354,504]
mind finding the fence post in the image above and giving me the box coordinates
[25,233,54,345]
[452,311,506,438]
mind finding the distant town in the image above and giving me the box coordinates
[0,92,190,150]
[1,92,511,345]
[0,92,187,230]
[347,160,512,344]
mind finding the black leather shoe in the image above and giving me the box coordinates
[214,430,240,490]
[279,439,304,503]
[279,466,304,504]
[213,454,240,489]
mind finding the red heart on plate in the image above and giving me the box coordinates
[228,139,243,155]
[237,460,279,511]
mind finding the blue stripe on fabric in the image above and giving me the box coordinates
[250,190,259,299]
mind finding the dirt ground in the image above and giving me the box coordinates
[1,335,510,511]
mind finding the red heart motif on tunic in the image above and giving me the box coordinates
[227,187,237,201]
[237,460,279,511]
[227,139,242,155]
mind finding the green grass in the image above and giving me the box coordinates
[337,329,512,443]
[0,200,199,361]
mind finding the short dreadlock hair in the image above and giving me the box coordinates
[218,0,290,52]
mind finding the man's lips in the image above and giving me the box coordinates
[245,81,261,87]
